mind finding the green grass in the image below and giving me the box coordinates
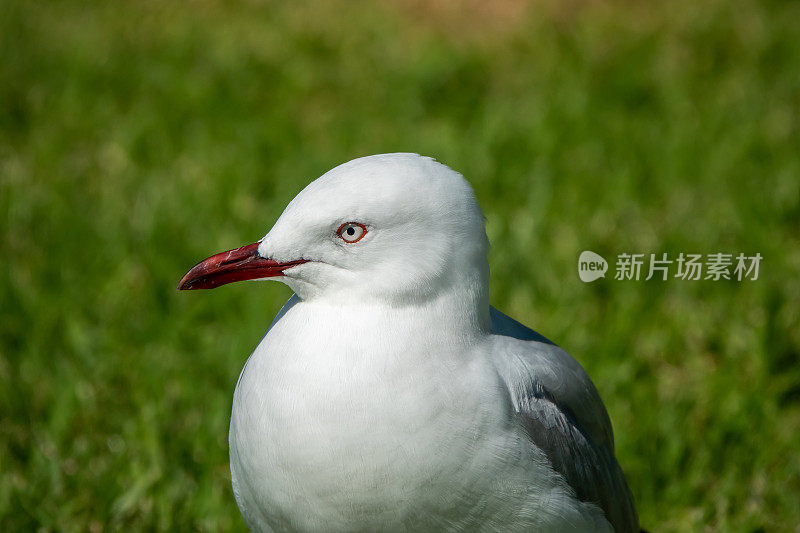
[1,0,799,530]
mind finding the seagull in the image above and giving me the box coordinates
[179,153,640,532]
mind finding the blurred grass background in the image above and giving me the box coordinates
[1,0,799,530]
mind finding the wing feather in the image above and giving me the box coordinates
[490,307,638,533]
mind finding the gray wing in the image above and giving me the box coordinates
[490,307,638,533]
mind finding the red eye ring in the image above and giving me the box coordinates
[336,222,367,243]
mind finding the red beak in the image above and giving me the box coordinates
[178,242,308,290]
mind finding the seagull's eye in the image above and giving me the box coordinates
[336,222,367,243]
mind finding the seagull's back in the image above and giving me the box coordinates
[489,307,639,533]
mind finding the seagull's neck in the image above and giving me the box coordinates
[302,275,489,339]
[310,289,487,340]
[279,252,491,339]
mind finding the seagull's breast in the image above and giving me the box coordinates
[229,300,512,531]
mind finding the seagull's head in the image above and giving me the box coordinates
[179,153,489,306]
